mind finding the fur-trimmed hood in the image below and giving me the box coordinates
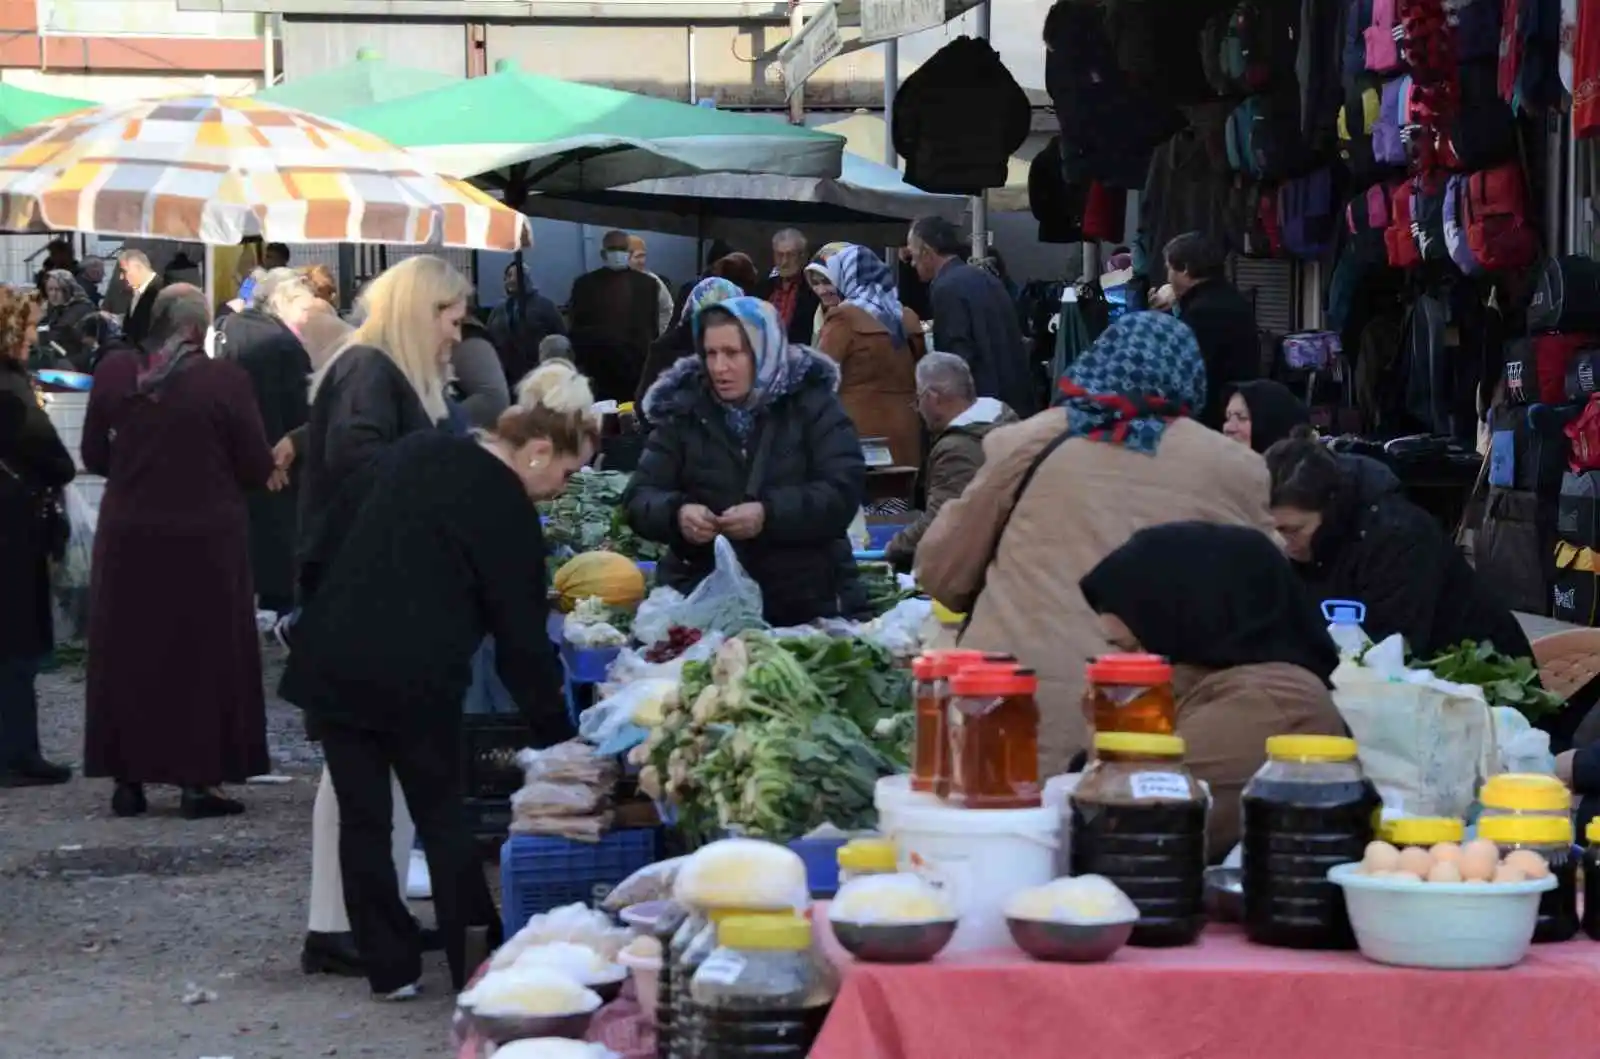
[641,346,840,423]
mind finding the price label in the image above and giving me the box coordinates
[695,952,746,987]
[1129,772,1192,801]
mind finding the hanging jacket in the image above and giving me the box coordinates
[892,36,1031,195]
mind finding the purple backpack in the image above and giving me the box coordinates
[1373,78,1407,165]
[1280,168,1335,259]
[1442,174,1479,274]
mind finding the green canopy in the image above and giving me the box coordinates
[337,60,844,196]
[0,83,94,137]
[254,48,459,114]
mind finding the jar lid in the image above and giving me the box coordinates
[949,666,1037,696]
[927,649,986,679]
[1093,731,1186,756]
[1479,773,1570,812]
[1588,818,1600,845]
[717,914,812,951]
[912,656,938,681]
[1264,735,1358,762]
[1383,817,1464,847]
[1477,815,1573,846]
[1085,653,1172,685]
[931,601,966,624]
[836,838,898,873]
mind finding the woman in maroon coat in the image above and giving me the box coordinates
[81,283,275,819]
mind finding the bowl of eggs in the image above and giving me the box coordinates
[1328,837,1558,970]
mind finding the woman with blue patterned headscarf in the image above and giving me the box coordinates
[807,244,924,467]
[625,295,869,627]
[914,308,1280,779]
[633,276,743,411]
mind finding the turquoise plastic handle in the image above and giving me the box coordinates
[1321,599,1366,624]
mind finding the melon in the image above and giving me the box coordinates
[553,551,646,612]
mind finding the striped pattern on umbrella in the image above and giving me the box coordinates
[0,94,529,250]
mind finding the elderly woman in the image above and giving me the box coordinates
[809,244,925,467]
[625,296,867,627]
[627,234,677,335]
[916,311,1278,776]
[634,277,745,411]
[36,269,100,372]
[81,284,275,817]
[0,288,75,786]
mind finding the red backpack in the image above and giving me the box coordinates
[1464,163,1539,272]
[1385,180,1420,268]
[1567,396,1600,472]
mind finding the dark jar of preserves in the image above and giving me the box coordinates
[1478,815,1579,944]
[1084,654,1177,736]
[947,666,1040,810]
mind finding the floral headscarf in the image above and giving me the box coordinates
[1054,310,1206,455]
[824,244,906,346]
[695,295,816,441]
[683,276,742,324]
[804,241,850,287]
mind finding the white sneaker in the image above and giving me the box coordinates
[375,981,420,1002]
[406,848,432,900]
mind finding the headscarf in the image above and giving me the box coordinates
[44,269,89,308]
[135,285,209,398]
[804,241,850,286]
[694,295,815,441]
[824,244,907,346]
[1080,521,1340,684]
[1230,379,1309,453]
[1054,310,1206,455]
[683,276,742,324]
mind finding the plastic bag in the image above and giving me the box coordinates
[1004,875,1138,926]
[601,633,724,692]
[1493,706,1557,775]
[673,837,809,911]
[667,536,767,635]
[490,903,630,970]
[459,966,602,1017]
[516,742,618,786]
[50,480,96,643]
[859,597,934,658]
[633,587,687,648]
[602,856,687,911]
[832,873,954,925]
[580,678,678,745]
[511,781,605,818]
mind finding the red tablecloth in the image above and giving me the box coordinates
[811,924,1600,1059]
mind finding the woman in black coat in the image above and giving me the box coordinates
[625,296,867,627]
[37,269,102,373]
[1265,435,1531,660]
[0,289,76,786]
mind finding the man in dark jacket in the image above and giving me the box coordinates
[1164,231,1261,429]
[486,260,566,391]
[116,249,166,348]
[567,230,662,403]
[908,216,1036,415]
[756,229,822,345]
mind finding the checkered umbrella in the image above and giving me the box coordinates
[0,93,529,250]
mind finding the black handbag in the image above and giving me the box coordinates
[0,457,68,561]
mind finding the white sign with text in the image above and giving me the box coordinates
[778,0,842,99]
[860,0,946,43]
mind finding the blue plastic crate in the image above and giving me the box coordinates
[561,641,621,685]
[500,829,660,937]
[788,836,849,898]
[865,523,907,550]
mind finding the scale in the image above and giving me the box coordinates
[860,436,895,468]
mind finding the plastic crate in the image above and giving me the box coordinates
[788,836,849,898]
[462,716,531,839]
[500,828,660,937]
[865,522,907,551]
[561,641,621,685]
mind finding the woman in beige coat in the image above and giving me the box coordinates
[917,311,1279,778]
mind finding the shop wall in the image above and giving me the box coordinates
[280,20,469,78]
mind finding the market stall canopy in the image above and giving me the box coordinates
[813,112,1031,211]
[252,47,459,113]
[335,60,846,196]
[0,94,529,250]
[520,148,967,247]
[0,83,94,137]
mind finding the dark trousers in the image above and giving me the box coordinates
[0,655,41,767]
[320,718,501,994]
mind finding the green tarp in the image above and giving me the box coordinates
[0,83,94,137]
[253,48,458,114]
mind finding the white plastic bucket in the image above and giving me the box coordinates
[873,774,940,837]
[43,392,89,471]
[891,801,1061,952]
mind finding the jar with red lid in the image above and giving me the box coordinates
[911,650,984,795]
[946,666,1040,809]
[1083,654,1176,736]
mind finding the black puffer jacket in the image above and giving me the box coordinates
[624,351,867,627]
[892,36,1030,195]
[1296,456,1531,660]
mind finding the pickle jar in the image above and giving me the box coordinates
[691,914,836,1059]
[1478,773,1571,827]
[1084,654,1177,736]
[910,650,984,795]
[1478,815,1579,943]
[836,838,899,886]
[946,666,1040,810]
[1381,817,1465,849]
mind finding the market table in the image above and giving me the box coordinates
[810,923,1600,1059]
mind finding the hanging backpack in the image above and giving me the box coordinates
[1221,0,1298,93]
[1450,60,1517,170]
[1280,168,1335,259]
[1200,11,1233,96]
[1410,179,1449,263]
[1385,179,1421,268]
[1365,0,1403,73]
[1373,77,1408,165]
[1244,186,1285,257]
[1568,397,1600,473]
[1464,163,1539,272]
[1343,0,1374,85]
[1339,76,1383,180]
[1397,0,1455,83]
[1530,257,1600,333]
[1454,0,1504,62]
[1442,174,1479,274]
[1347,180,1396,264]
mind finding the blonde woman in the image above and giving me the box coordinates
[281,361,590,998]
[291,255,469,982]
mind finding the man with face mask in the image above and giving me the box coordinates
[757,228,822,345]
[567,230,664,402]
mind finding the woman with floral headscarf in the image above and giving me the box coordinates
[633,276,745,412]
[916,311,1279,776]
[625,295,867,627]
[807,244,924,467]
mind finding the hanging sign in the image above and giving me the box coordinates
[778,0,842,99]
[860,0,946,43]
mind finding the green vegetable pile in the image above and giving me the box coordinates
[539,471,663,561]
[636,631,912,844]
[1420,641,1564,720]
[857,561,915,617]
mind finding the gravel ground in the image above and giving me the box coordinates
[0,644,459,1059]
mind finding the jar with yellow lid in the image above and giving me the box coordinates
[1069,731,1207,947]
[1381,817,1465,849]
[1583,818,1600,942]
[836,838,898,886]
[690,914,835,1059]
[1478,815,1578,943]
[1241,735,1379,950]
[668,906,786,1059]
[1478,773,1571,824]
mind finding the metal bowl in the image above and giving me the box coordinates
[1204,866,1245,923]
[830,918,959,963]
[458,1007,594,1045]
[1005,917,1134,963]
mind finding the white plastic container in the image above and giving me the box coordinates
[892,801,1061,952]
[1328,863,1557,969]
[42,392,89,471]
[873,775,939,837]
[616,948,661,1022]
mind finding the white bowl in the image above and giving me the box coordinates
[1327,862,1557,970]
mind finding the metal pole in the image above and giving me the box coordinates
[687,25,697,103]
[788,0,805,125]
[883,38,898,167]
[262,16,276,87]
[969,2,992,259]
[1567,110,1580,256]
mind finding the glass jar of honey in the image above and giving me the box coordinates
[946,665,1040,810]
[1084,654,1176,736]
[911,650,985,795]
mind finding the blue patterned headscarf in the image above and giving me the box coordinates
[680,276,742,327]
[694,295,815,441]
[824,244,907,346]
[1054,310,1206,455]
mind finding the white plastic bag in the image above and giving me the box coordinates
[50,480,97,643]
[860,598,934,658]
[1331,635,1498,817]
[579,678,678,745]
[675,536,766,634]
[632,586,687,648]
[1493,706,1557,775]
[673,837,809,911]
